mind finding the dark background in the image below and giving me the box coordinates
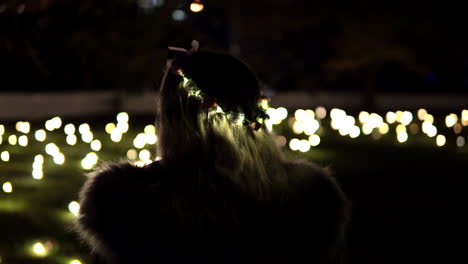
[1,0,467,95]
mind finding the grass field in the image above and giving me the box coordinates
[1,108,467,264]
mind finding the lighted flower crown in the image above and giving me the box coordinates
[167,40,270,131]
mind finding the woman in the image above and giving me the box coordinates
[75,41,349,263]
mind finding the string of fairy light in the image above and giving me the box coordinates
[0,107,467,263]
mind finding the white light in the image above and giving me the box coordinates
[294,109,307,122]
[289,138,300,151]
[0,124,4,135]
[456,136,465,147]
[91,140,102,151]
[116,122,129,133]
[16,121,31,133]
[292,121,304,134]
[445,114,457,128]
[400,111,413,126]
[66,135,77,145]
[32,170,43,180]
[277,107,288,120]
[303,120,320,135]
[139,149,151,161]
[111,130,122,142]
[2,182,12,193]
[349,126,361,138]
[46,117,62,131]
[1,151,9,162]
[397,131,408,143]
[78,123,91,134]
[34,154,44,163]
[362,123,373,135]
[35,130,46,141]
[144,125,156,134]
[367,113,384,129]
[427,126,437,137]
[81,131,93,143]
[68,201,80,216]
[45,143,60,156]
[32,242,47,257]
[330,108,346,120]
[308,134,321,146]
[8,135,17,145]
[298,140,311,153]
[70,260,82,264]
[145,133,158,145]
[172,9,187,21]
[53,153,65,165]
[117,112,129,123]
[18,135,28,147]
[81,152,99,170]
[133,133,147,148]
[127,149,138,160]
[436,134,446,147]
[64,124,76,135]
[338,126,351,136]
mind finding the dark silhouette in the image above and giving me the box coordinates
[75,42,350,263]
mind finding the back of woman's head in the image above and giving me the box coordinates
[157,44,285,195]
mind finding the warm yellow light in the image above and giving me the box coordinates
[303,120,320,135]
[91,140,102,151]
[81,131,93,143]
[436,135,446,147]
[308,134,321,146]
[81,152,98,170]
[424,114,434,123]
[314,106,326,119]
[78,123,91,134]
[105,123,116,134]
[417,109,427,121]
[292,121,304,134]
[277,107,289,120]
[462,110,468,126]
[289,138,300,151]
[190,2,204,12]
[396,124,406,133]
[0,124,4,135]
[133,133,146,148]
[385,112,397,124]
[45,143,60,156]
[358,111,369,124]
[378,123,389,134]
[362,123,373,135]
[427,125,437,137]
[1,151,10,162]
[145,133,158,145]
[139,149,151,161]
[397,131,408,143]
[35,129,46,142]
[330,108,346,120]
[70,260,82,264]
[32,170,43,180]
[68,201,80,216]
[34,154,44,163]
[32,242,47,257]
[294,109,306,121]
[18,135,28,147]
[144,125,156,135]
[127,149,138,160]
[8,135,17,145]
[2,182,12,193]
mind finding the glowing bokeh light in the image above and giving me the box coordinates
[117,112,129,123]
[359,111,369,124]
[53,153,65,165]
[70,260,82,264]
[35,129,46,142]
[68,201,80,216]
[436,135,446,147]
[127,149,138,160]
[8,135,17,145]
[349,126,361,138]
[289,138,300,151]
[409,123,419,135]
[133,133,147,148]
[2,182,12,193]
[378,123,389,135]
[308,134,321,146]
[45,143,60,156]
[18,135,28,147]
[144,125,156,134]
[105,123,116,134]
[91,140,102,151]
[81,131,93,143]
[417,109,427,121]
[172,9,186,21]
[78,123,91,134]
[400,111,413,126]
[139,149,151,161]
[385,112,397,124]
[64,124,76,135]
[34,154,44,163]
[424,114,434,123]
[298,139,310,152]
[397,131,408,143]
[32,242,47,257]
[16,121,30,133]
[396,124,406,133]
[66,135,77,145]
[190,2,204,12]
[315,106,326,119]
[32,170,43,180]
[1,151,9,162]
[110,130,122,142]
[0,124,4,135]
[454,123,462,134]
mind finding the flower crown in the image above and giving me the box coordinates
[166,40,270,131]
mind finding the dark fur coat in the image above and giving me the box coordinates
[75,160,349,264]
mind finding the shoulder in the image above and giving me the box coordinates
[75,161,163,256]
